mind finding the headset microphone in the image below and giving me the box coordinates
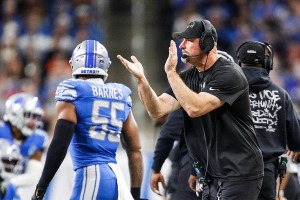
[181,46,210,59]
[181,46,210,63]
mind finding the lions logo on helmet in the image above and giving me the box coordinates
[3,93,44,137]
[69,40,111,81]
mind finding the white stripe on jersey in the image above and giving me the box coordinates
[54,95,76,101]
[80,167,87,200]
[59,83,75,88]
[92,165,100,200]
[80,165,101,200]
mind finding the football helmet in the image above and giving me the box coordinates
[3,93,44,136]
[217,50,234,62]
[69,40,111,81]
[0,139,23,180]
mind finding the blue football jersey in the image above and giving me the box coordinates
[0,121,48,160]
[55,79,132,170]
[0,121,49,175]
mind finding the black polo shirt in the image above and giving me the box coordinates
[165,57,264,181]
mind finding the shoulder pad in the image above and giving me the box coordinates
[34,129,49,149]
[0,121,13,141]
[55,79,78,101]
[21,130,49,157]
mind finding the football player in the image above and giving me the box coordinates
[0,93,48,200]
[33,40,144,200]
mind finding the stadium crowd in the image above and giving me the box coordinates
[0,0,300,199]
[0,0,106,138]
[170,0,300,102]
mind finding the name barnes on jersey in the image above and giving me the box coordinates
[91,85,124,100]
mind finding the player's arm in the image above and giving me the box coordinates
[121,111,143,200]
[117,55,180,118]
[32,101,76,200]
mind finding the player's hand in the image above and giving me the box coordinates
[165,40,178,74]
[32,185,46,200]
[150,170,165,196]
[188,175,202,193]
[117,55,145,80]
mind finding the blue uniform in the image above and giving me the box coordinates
[0,121,48,200]
[55,78,132,200]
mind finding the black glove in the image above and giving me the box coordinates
[32,185,46,200]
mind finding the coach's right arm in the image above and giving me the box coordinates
[117,55,180,118]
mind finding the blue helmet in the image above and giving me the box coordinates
[3,93,44,136]
[69,40,111,81]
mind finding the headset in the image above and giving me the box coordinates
[236,41,273,71]
[200,20,215,53]
[182,20,216,59]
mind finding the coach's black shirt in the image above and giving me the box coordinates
[165,57,264,181]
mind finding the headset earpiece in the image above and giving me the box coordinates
[200,20,215,53]
[236,41,273,71]
[264,42,273,71]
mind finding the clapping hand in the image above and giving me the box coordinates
[164,40,178,74]
[117,55,145,80]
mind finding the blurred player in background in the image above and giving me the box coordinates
[32,40,145,200]
[0,93,48,200]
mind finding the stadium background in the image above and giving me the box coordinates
[1,0,300,199]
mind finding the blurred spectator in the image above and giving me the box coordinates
[18,10,52,64]
[40,50,72,137]
[0,0,23,38]
[0,0,106,136]
[172,0,202,72]
[51,14,74,53]
[71,4,104,43]
[169,0,300,103]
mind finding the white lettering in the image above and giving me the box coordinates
[113,88,117,99]
[98,86,103,97]
[92,86,98,96]
[250,89,282,132]
[91,86,124,100]
[118,89,123,99]
[109,88,114,98]
[103,87,109,98]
